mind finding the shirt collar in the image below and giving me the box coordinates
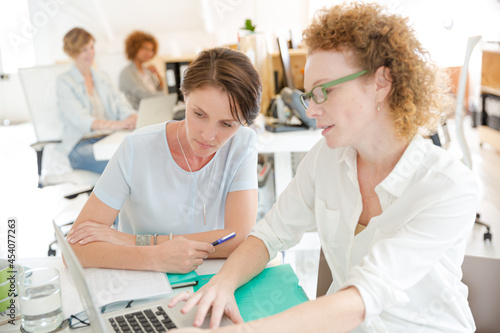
[339,146,357,167]
[338,135,427,197]
[377,135,427,197]
[69,65,101,85]
[339,146,358,187]
[69,65,84,83]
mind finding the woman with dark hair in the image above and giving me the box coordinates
[171,3,479,332]
[119,30,164,109]
[57,27,137,174]
[67,47,263,273]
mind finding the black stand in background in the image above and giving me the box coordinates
[475,214,492,242]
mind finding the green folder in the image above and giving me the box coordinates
[167,271,199,288]
[194,264,309,322]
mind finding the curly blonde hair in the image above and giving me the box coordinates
[124,31,158,61]
[303,2,448,140]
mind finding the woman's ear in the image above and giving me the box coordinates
[374,66,392,103]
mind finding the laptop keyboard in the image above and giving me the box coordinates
[108,305,177,332]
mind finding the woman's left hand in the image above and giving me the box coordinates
[147,65,159,75]
[66,221,134,246]
[121,114,137,129]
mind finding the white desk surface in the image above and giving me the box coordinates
[93,130,130,161]
[1,257,227,332]
[2,255,283,332]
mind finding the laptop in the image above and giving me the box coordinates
[461,254,500,332]
[52,221,232,332]
[136,94,178,129]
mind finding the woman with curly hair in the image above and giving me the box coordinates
[119,30,164,109]
[170,3,479,332]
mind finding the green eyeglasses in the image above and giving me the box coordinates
[299,70,368,110]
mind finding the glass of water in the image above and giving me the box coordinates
[20,267,63,333]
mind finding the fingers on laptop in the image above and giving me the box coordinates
[168,292,191,308]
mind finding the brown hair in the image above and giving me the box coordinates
[63,27,95,58]
[303,2,448,140]
[181,47,262,125]
[124,31,158,61]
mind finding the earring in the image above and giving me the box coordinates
[377,105,381,111]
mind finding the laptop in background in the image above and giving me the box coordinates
[136,94,178,129]
[52,221,232,332]
[461,254,500,332]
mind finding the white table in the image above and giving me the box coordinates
[255,129,323,196]
[1,258,231,332]
[93,128,323,197]
[2,255,283,332]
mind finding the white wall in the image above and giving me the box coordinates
[1,0,500,123]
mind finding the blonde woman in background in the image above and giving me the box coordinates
[57,27,137,174]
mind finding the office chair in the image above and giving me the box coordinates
[316,249,332,298]
[461,255,500,332]
[454,36,492,242]
[18,64,100,198]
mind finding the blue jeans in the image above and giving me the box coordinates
[69,137,109,174]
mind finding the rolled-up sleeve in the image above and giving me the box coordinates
[56,76,94,133]
[100,72,135,120]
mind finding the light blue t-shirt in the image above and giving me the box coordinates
[93,121,258,235]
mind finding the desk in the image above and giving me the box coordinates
[1,257,220,332]
[255,129,322,196]
[2,255,283,332]
[93,128,323,197]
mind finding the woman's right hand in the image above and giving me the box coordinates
[154,236,214,273]
[168,274,243,329]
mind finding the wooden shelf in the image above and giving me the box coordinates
[479,126,500,153]
[480,50,500,153]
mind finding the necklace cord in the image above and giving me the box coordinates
[176,121,216,225]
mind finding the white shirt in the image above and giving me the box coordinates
[94,121,258,235]
[249,135,480,332]
[57,65,135,155]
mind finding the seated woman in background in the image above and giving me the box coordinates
[57,27,137,174]
[66,47,262,273]
[119,30,164,110]
[170,3,480,332]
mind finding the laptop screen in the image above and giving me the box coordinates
[52,221,108,333]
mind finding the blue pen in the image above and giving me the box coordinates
[211,232,236,246]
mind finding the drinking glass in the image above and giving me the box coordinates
[20,267,63,333]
